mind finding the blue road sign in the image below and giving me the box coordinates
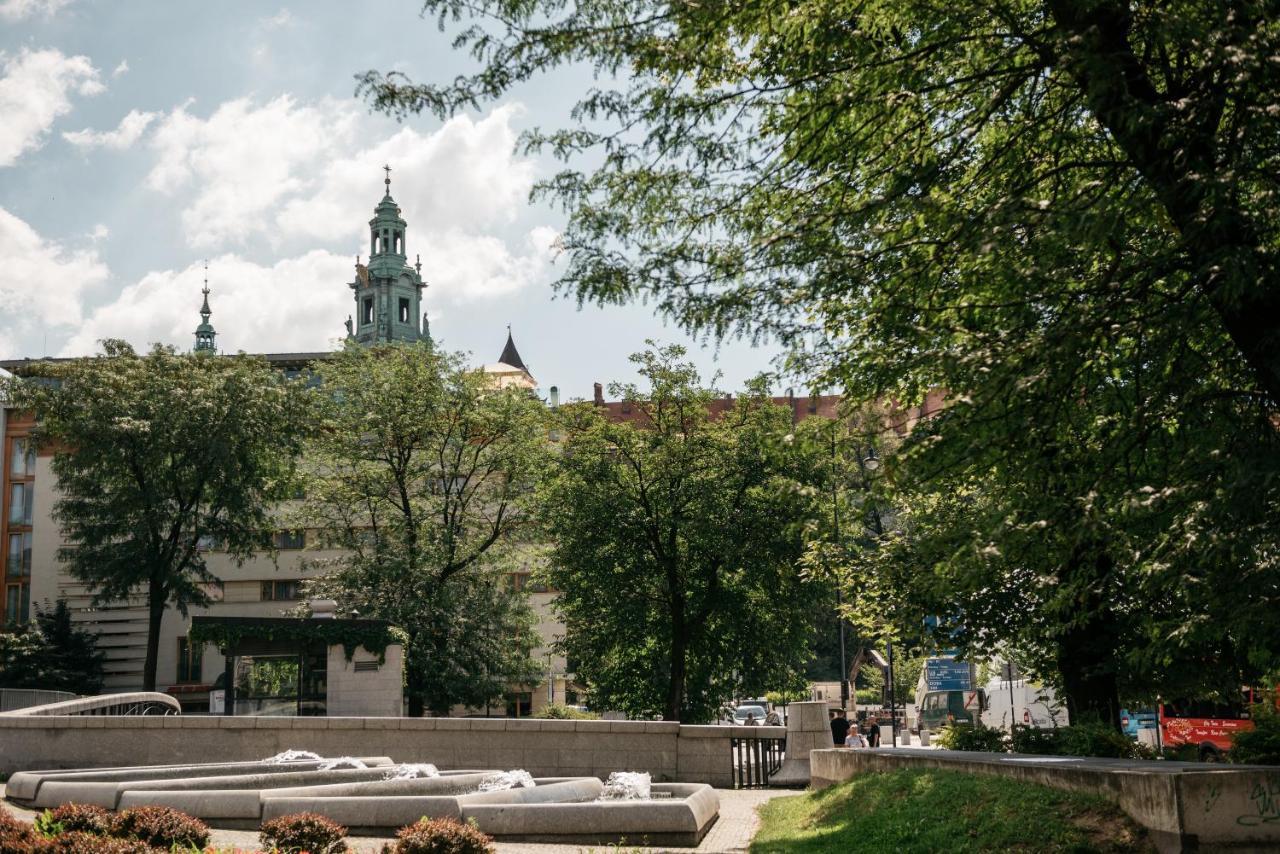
[924,657,972,691]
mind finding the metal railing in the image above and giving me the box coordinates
[0,692,181,717]
[0,688,76,712]
[730,733,786,788]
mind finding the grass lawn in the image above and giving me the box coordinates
[750,769,1153,853]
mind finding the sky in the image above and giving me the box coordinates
[0,0,787,400]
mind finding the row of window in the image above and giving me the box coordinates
[360,296,415,326]
[196,530,308,551]
[3,439,36,628]
[8,482,32,526]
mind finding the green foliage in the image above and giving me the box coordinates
[363,0,1280,727]
[750,769,1151,853]
[936,724,1008,753]
[38,832,155,853]
[533,703,599,720]
[109,805,210,850]
[0,601,104,695]
[188,619,407,663]
[1230,702,1280,766]
[299,342,547,716]
[2,342,310,690]
[1010,722,1153,760]
[385,817,495,854]
[540,344,826,722]
[259,811,349,853]
[765,689,808,707]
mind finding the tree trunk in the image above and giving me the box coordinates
[142,577,166,692]
[665,595,687,721]
[1055,552,1122,729]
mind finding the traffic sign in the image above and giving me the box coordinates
[925,658,972,691]
[964,691,979,710]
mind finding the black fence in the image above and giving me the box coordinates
[730,734,786,788]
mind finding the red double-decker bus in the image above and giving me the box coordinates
[1157,689,1265,761]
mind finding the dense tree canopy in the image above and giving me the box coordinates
[540,345,826,722]
[3,342,310,691]
[299,343,546,716]
[0,600,105,696]
[365,1,1280,718]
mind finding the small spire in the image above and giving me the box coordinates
[194,261,217,353]
[382,163,392,195]
[498,326,529,374]
[415,254,422,275]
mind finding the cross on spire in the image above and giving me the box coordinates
[383,163,392,193]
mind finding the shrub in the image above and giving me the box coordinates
[110,806,209,850]
[35,804,112,837]
[1008,725,1062,755]
[1008,721,1153,760]
[42,832,154,853]
[260,812,348,853]
[1230,702,1280,765]
[0,811,40,854]
[936,724,1007,752]
[532,703,599,720]
[385,817,495,854]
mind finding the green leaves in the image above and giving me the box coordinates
[541,344,824,722]
[299,342,549,714]
[2,344,311,690]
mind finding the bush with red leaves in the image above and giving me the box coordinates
[384,817,494,854]
[259,811,348,853]
[37,803,112,837]
[41,831,154,853]
[109,805,209,849]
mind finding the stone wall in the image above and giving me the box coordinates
[0,716,786,788]
[325,645,404,717]
[810,747,1280,853]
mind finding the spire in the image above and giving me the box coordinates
[498,325,529,374]
[194,261,217,353]
[383,163,392,196]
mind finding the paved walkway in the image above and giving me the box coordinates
[2,786,796,854]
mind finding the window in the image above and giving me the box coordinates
[362,298,374,325]
[10,439,34,477]
[195,533,223,551]
[8,483,32,526]
[398,297,410,323]
[507,572,550,594]
[7,533,31,577]
[261,580,302,602]
[505,691,533,718]
[274,530,306,550]
[177,636,203,683]
[5,582,29,625]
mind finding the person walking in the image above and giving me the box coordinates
[845,729,869,748]
[765,709,782,727]
[830,709,851,746]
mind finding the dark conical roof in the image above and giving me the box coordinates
[498,328,528,374]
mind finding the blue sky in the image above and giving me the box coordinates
[0,0,787,399]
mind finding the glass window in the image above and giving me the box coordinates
[261,580,302,601]
[5,583,28,625]
[505,691,533,718]
[9,483,32,526]
[274,530,306,550]
[177,636,203,683]
[7,532,31,577]
[362,298,374,325]
[398,297,410,323]
[10,439,34,477]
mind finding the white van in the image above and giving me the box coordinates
[980,679,1068,730]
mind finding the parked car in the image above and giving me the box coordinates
[732,705,768,725]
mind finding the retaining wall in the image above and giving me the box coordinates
[0,716,785,788]
[811,747,1280,853]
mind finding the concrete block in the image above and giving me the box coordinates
[254,718,293,730]
[292,718,328,729]
[327,718,365,730]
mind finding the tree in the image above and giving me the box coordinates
[0,600,105,696]
[540,344,825,722]
[362,0,1280,722]
[2,341,308,691]
[299,342,546,716]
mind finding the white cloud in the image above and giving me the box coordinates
[0,206,109,355]
[63,108,157,150]
[60,251,354,357]
[111,59,129,78]
[260,8,294,29]
[0,48,103,167]
[89,223,108,241]
[276,106,536,245]
[0,0,72,21]
[146,95,359,248]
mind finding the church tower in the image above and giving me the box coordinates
[348,166,428,345]
[193,263,217,353]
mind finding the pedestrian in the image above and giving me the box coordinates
[765,709,782,727]
[745,712,759,726]
[866,722,880,748]
[845,729,868,749]
[830,709,851,746]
